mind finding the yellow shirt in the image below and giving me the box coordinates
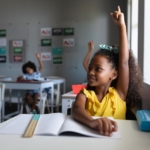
[82,87,126,119]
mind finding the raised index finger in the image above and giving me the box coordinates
[118,6,121,12]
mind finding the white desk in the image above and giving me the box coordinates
[1,81,54,120]
[62,91,76,115]
[0,115,149,150]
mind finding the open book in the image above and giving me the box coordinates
[0,113,121,138]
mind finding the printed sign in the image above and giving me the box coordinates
[63,28,74,35]
[52,47,63,55]
[41,52,51,61]
[41,28,51,36]
[63,38,74,47]
[12,41,23,47]
[13,55,22,62]
[53,57,62,64]
[0,56,6,63]
[0,30,6,37]
[0,47,6,54]
[13,47,22,54]
[41,39,51,46]
[0,38,6,46]
[52,28,63,36]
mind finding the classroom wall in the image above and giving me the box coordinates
[0,0,127,92]
[138,0,150,110]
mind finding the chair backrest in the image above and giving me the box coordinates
[0,83,5,123]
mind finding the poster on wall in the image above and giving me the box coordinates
[63,28,74,36]
[41,52,51,61]
[0,56,6,63]
[41,28,51,36]
[63,38,74,47]
[12,40,23,47]
[52,47,63,55]
[13,47,22,54]
[0,47,6,55]
[0,30,6,37]
[41,39,51,46]
[0,38,6,46]
[13,55,22,62]
[52,28,63,36]
[53,57,62,64]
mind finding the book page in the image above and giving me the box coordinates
[0,113,66,136]
[0,114,33,135]
[34,113,66,135]
[59,116,121,138]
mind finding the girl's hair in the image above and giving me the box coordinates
[22,61,37,74]
[87,48,143,110]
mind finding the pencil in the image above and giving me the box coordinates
[23,114,40,138]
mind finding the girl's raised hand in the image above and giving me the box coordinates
[89,117,118,136]
[35,53,40,58]
[110,6,125,27]
[88,40,94,51]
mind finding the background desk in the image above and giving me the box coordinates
[1,81,54,120]
[0,115,149,150]
[62,91,76,115]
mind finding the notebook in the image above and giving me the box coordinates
[0,113,121,138]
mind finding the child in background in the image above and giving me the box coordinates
[72,6,143,136]
[83,40,94,72]
[19,53,43,114]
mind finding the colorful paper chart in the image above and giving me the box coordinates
[41,52,51,61]
[41,28,51,37]
[13,47,22,54]
[63,38,74,47]
[0,30,6,37]
[0,47,6,54]
[52,28,63,36]
[52,47,63,55]
[53,57,62,64]
[13,55,22,62]
[63,28,74,35]
[41,39,51,46]
[0,56,6,63]
[12,40,23,47]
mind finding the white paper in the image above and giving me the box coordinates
[63,38,74,47]
[0,38,6,46]
[0,114,33,135]
[59,116,121,138]
[12,40,23,47]
[41,52,51,61]
[41,28,51,36]
[35,113,66,135]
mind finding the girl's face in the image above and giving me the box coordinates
[26,67,34,74]
[87,55,117,87]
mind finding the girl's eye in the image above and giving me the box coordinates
[96,67,102,71]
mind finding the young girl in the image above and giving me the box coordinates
[19,53,43,113]
[83,40,94,72]
[72,6,143,136]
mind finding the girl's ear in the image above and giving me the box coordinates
[111,70,118,80]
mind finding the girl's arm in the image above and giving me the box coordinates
[83,41,94,72]
[72,93,118,136]
[35,53,43,73]
[111,6,129,100]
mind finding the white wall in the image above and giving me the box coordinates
[0,0,127,91]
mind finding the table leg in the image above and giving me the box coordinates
[62,98,68,115]
[63,81,66,94]
[51,84,54,113]
[39,88,43,114]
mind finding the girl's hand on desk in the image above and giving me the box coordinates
[89,117,118,136]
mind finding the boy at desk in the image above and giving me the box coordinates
[18,53,43,114]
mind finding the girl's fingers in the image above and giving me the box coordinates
[118,6,121,12]
[111,120,118,131]
[98,120,103,135]
[108,121,112,136]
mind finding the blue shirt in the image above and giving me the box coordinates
[23,72,41,80]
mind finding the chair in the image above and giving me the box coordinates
[40,77,61,112]
[0,83,5,123]
[20,92,50,114]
